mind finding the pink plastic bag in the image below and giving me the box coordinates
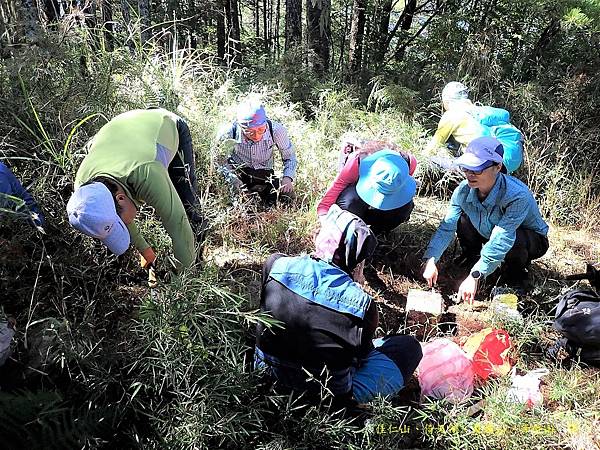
[417,338,474,402]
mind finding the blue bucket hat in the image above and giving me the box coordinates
[236,100,267,128]
[355,149,417,211]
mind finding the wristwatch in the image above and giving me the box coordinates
[470,270,482,280]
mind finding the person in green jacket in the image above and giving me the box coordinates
[66,108,203,271]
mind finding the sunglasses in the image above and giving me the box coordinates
[460,163,498,176]
[241,124,267,137]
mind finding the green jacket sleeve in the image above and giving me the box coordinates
[127,221,150,253]
[130,163,196,270]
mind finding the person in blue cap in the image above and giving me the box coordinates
[255,205,422,408]
[317,148,417,234]
[0,162,45,231]
[422,136,549,302]
[216,100,297,204]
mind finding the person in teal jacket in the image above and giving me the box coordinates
[66,109,203,271]
[422,137,548,302]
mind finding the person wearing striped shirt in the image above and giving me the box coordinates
[216,101,297,204]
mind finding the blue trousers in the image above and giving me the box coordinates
[255,335,422,403]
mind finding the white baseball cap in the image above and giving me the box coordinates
[67,182,130,255]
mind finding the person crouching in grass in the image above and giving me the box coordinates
[422,136,549,303]
[255,205,422,410]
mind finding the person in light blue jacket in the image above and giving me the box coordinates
[422,137,548,303]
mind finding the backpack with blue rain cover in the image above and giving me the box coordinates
[470,106,524,174]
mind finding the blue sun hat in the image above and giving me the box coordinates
[356,149,417,211]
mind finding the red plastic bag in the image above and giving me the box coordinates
[463,328,512,380]
[417,339,474,402]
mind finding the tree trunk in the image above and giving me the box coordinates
[370,0,392,67]
[18,0,40,41]
[138,0,150,43]
[188,0,197,47]
[275,0,280,56]
[254,0,259,37]
[121,0,131,25]
[521,16,560,81]
[216,0,226,59]
[42,0,61,22]
[347,0,366,80]
[337,0,349,71]
[284,0,301,51]
[228,0,241,65]
[100,0,114,51]
[306,0,331,74]
[262,0,268,51]
[392,3,440,63]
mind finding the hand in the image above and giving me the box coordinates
[422,257,438,287]
[29,212,46,234]
[140,247,157,270]
[280,177,294,194]
[458,275,479,304]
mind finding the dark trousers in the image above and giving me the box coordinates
[336,185,414,234]
[168,118,203,226]
[457,214,549,273]
[228,159,283,205]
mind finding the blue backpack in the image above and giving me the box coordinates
[470,106,523,173]
[471,106,511,126]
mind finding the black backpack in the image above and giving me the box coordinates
[552,289,600,366]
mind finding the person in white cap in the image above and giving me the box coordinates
[422,136,548,302]
[215,100,297,204]
[424,81,491,157]
[67,108,203,272]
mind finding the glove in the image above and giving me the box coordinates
[140,247,157,270]
[140,247,159,288]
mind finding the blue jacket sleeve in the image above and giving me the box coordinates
[471,196,530,276]
[423,187,463,262]
[0,163,46,227]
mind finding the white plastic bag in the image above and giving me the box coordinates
[506,368,549,407]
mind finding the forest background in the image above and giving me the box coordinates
[1,0,600,448]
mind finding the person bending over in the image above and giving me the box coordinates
[317,144,417,235]
[67,108,203,272]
